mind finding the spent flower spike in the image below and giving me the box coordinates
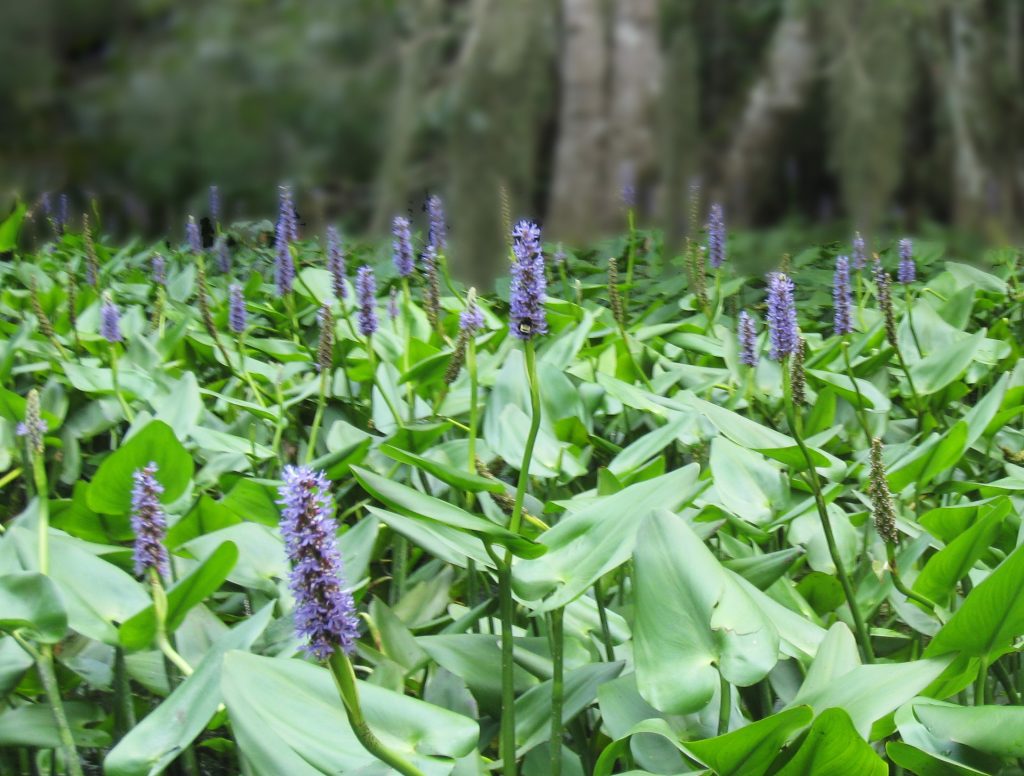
[766,272,798,360]
[509,219,547,339]
[278,465,359,659]
[131,462,170,578]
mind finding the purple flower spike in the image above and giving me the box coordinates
[152,254,166,286]
[427,195,447,252]
[278,465,359,659]
[392,215,414,277]
[355,265,378,336]
[229,284,247,334]
[101,293,123,343]
[897,238,915,284]
[131,462,170,579]
[209,185,221,223]
[852,231,867,270]
[216,238,231,274]
[738,310,759,367]
[460,299,485,333]
[833,255,853,336]
[620,161,636,209]
[278,186,299,242]
[707,203,727,269]
[509,219,548,340]
[766,272,798,360]
[186,216,202,254]
[274,218,295,295]
[326,226,347,300]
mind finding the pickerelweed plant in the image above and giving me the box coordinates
[4,187,1024,776]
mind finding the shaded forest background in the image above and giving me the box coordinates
[2,0,1022,286]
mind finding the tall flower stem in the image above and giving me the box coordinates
[840,340,873,440]
[784,367,874,663]
[717,673,732,735]
[548,606,565,776]
[904,286,924,358]
[148,568,193,678]
[885,543,936,613]
[328,652,425,776]
[401,278,415,422]
[467,338,479,468]
[235,335,269,409]
[306,368,329,465]
[623,209,637,312]
[109,344,135,422]
[366,341,404,429]
[113,646,135,740]
[500,340,543,776]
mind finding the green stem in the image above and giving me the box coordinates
[236,334,269,409]
[401,279,415,422]
[548,607,565,776]
[841,340,873,440]
[623,209,636,312]
[36,645,85,776]
[366,339,405,429]
[785,367,874,663]
[328,652,426,776]
[33,455,49,574]
[993,660,1021,705]
[594,583,616,662]
[509,341,541,537]
[113,646,135,740]
[149,569,194,678]
[976,660,988,706]
[905,286,924,358]
[109,344,135,423]
[306,369,329,464]
[467,338,479,469]
[886,543,937,613]
[717,672,731,735]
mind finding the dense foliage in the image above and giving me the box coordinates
[2,198,1024,776]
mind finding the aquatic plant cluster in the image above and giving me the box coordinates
[1,189,1023,776]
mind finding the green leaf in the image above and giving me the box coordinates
[221,651,478,775]
[352,465,545,559]
[379,443,505,493]
[886,742,989,776]
[909,330,985,395]
[87,420,193,515]
[926,541,1024,662]
[0,701,109,749]
[633,510,780,714]
[912,702,1024,759]
[913,499,1010,605]
[683,706,813,776]
[513,466,704,611]
[808,369,891,412]
[709,437,785,525]
[104,605,272,776]
[774,708,887,776]
[0,201,26,253]
[119,541,239,650]
[0,572,67,644]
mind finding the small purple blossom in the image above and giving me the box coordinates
[833,255,853,335]
[278,186,299,242]
[460,299,485,333]
[151,254,166,286]
[738,310,759,367]
[897,238,915,284]
[101,293,123,343]
[355,265,378,336]
[278,465,359,659]
[388,287,400,320]
[392,215,414,277]
[852,231,867,270]
[209,185,221,224]
[186,216,202,254]
[509,219,547,340]
[216,238,231,274]
[766,272,798,360]
[131,462,170,579]
[326,226,347,300]
[427,195,447,252]
[229,284,247,334]
[706,203,727,269]
[274,218,295,295]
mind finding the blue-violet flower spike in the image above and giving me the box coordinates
[897,238,915,284]
[186,216,202,254]
[427,195,447,252]
[738,310,759,366]
[852,231,867,269]
[326,226,347,300]
[833,255,853,335]
[766,272,798,360]
[392,215,414,277]
[101,293,123,343]
[229,284,247,334]
[707,203,727,269]
[355,265,378,336]
[509,219,548,339]
[131,462,170,579]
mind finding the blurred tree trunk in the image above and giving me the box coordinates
[547,0,610,242]
[606,0,662,223]
[373,0,445,232]
[659,0,700,259]
[718,0,814,225]
[447,0,554,290]
[825,0,912,234]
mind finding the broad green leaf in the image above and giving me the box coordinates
[0,701,110,749]
[808,369,890,412]
[352,465,545,559]
[683,706,813,776]
[886,742,989,776]
[909,330,985,395]
[709,437,785,525]
[513,466,703,611]
[633,510,779,714]
[119,541,238,649]
[926,541,1024,662]
[912,702,1024,759]
[87,420,193,514]
[0,571,67,644]
[417,634,539,713]
[379,443,505,493]
[221,650,478,775]
[775,708,886,776]
[104,605,272,776]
